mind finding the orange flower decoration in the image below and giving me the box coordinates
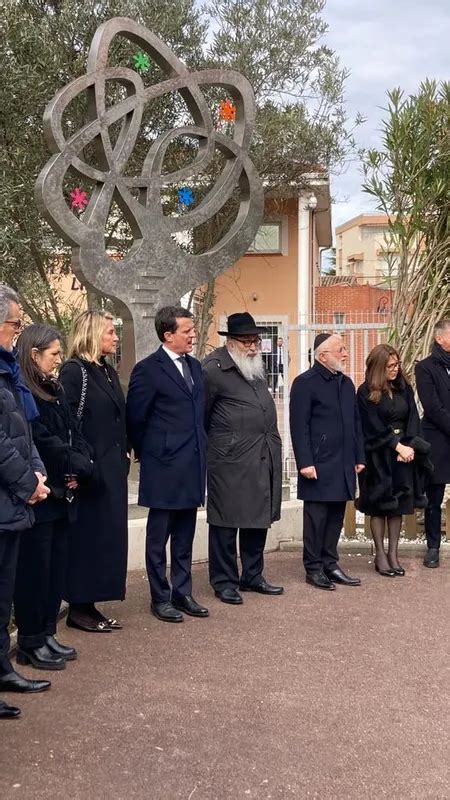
[219,98,236,122]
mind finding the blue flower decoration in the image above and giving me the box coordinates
[177,187,195,207]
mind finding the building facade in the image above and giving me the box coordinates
[335,213,397,285]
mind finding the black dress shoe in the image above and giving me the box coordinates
[17,644,66,671]
[66,614,111,633]
[0,700,21,719]
[0,670,51,693]
[375,562,396,577]
[324,567,361,586]
[45,635,77,661]
[424,548,440,568]
[240,577,284,595]
[172,595,209,617]
[214,588,243,604]
[151,601,183,623]
[305,571,336,590]
[387,557,405,576]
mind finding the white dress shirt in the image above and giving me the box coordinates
[162,345,194,384]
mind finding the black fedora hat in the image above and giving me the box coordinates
[218,312,267,336]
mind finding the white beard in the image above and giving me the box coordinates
[228,347,266,382]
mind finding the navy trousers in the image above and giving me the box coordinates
[424,483,446,550]
[146,508,197,603]
[0,531,20,675]
[302,500,346,574]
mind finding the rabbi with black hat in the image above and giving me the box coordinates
[202,313,284,604]
[289,332,365,590]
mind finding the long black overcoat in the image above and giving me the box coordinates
[30,380,93,524]
[126,347,206,509]
[202,346,282,529]
[415,355,450,484]
[289,362,365,502]
[356,381,433,515]
[59,358,128,603]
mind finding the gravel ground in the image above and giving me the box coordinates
[1,552,450,800]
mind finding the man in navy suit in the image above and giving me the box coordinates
[127,306,208,622]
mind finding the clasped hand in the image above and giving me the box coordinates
[28,472,50,504]
[396,443,415,463]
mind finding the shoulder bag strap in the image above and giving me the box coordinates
[76,363,88,421]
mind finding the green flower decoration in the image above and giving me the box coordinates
[133,52,151,73]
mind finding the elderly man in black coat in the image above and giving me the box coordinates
[0,284,51,719]
[289,332,365,590]
[127,306,208,623]
[416,318,450,568]
[203,313,284,604]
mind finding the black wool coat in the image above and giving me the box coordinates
[415,355,450,484]
[289,362,365,502]
[356,381,433,515]
[127,347,206,509]
[0,369,43,532]
[59,358,128,603]
[30,380,93,524]
[202,347,282,529]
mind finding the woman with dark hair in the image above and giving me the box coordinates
[14,324,94,669]
[357,344,433,577]
[59,310,128,633]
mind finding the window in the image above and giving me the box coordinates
[333,312,345,325]
[247,223,282,253]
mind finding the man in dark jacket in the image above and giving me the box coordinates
[203,313,283,604]
[0,285,50,718]
[289,332,365,590]
[416,318,450,568]
[127,306,208,623]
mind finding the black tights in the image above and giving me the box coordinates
[370,515,403,570]
[69,602,103,621]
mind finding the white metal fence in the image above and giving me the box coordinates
[275,314,390,490]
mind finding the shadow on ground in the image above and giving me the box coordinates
[2,553,450,800]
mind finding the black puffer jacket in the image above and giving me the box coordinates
[30,378,94,523]
[0,369,44,532]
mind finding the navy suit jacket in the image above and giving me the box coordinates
[289,361,365,502]
[126,347,207,509]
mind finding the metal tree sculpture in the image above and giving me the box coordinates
[35,16,263,360]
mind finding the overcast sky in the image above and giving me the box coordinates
[322,0,449,234]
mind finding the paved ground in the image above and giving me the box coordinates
[1,552,450,800]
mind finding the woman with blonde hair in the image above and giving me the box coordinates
[59,310,128,632]
[357,344,432,577]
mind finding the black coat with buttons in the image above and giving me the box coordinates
[203,346,282,529]
[415,354,450,484]
[290,361,365,502]
[127,346,206,509]
[59,358,128,603]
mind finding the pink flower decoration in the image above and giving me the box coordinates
[70,187,89,211]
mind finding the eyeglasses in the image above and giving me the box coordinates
[322,347,347,354]
[4,319,23,331]
[230,336,262,348]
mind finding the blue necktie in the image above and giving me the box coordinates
[178,356,193,392]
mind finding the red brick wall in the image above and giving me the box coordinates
[315,284,394,387]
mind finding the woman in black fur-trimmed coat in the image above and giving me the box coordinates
[357,344,433,578]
